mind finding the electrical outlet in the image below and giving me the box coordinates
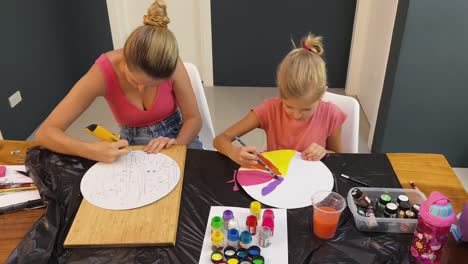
[9,91,22,108]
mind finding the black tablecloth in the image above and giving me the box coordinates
[6,148,413,264]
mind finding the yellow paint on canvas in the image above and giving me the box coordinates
[261,149,296,175]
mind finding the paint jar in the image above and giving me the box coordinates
[236,248,249,260]
[246,215,258,235]
[384,203,398,218]
[258,226,272,248]
[227,228,240,248]
[247,245,261,257]
[226,257,239,264]
[351,188,372,208]
[223,210,234,230]
[239,231,252,249]
[211,250,224,263]
[397,194,409,206]
[250,201,262,221]
[251,255,265,264]
[261,215,274,236]
[228,219,240,231]
[365,205,378,229]
[376,194,392,217]
[238,260,252,264]
[211,230,224,251]
[224,246,237,259]
[211,216,224,233]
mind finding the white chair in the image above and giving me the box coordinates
[322,92,360,153]
[184,63,216,150]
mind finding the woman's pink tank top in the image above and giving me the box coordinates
[95,54,177,127]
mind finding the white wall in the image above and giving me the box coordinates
[106,0,213,85]
[345,0,398,149]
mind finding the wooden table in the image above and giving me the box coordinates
[1,140,467,263]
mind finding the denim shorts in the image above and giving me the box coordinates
[119,110,203,149]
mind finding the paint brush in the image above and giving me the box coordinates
[340,174,371,187]
[234,136,282,181]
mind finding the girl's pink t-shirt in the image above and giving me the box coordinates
[253,97,347,152]
[95,54,177,127]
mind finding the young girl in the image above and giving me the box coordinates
[213,34,347,166]
[36,0,202,163]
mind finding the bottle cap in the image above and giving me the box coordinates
[239,231,252,245]
[228,228,240,241]
[250,201,261,214]
[246,215,258,227]
[247,245,261,257]
[211,216,224,230]
[223,210,234,222]
[385,203,398,214]
[379,194,392,205]
[211,230,224,244]
[263,209,274,219]
[236,248,249,260]
[397,194,409,204]
[211,251,224,262]
[351,188,363,199]
[228,219,239,231]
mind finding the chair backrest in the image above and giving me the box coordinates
[322,92,360,153]
[183,63,216,150]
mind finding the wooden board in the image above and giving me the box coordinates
[387,153,468,213]
[64,145,187,248]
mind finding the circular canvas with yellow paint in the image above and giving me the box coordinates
[237,150,334,209]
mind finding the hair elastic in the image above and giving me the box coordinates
[303,44,312,52]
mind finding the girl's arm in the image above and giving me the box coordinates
[326,127,343,153]
[35,64,129,163]
[213,111,260,166]
[171,58,202,145]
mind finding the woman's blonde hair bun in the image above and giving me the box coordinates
[143,0,170,28]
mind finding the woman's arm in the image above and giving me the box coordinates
[35,64,129,163]
[326,127,343,153]
[171,58,202,145]
[213,111,260,166]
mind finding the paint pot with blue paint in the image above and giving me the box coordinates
[239,231,253,249]
[236,248,249,260]
[227,228,240,248]
[247,245,261,257]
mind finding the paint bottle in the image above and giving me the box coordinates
[376,194,392,217]
[246,215,258,235]
[223,210,235,230]
[239,231,253,249]
[263,209,274,220]
[397,194,409,206]
[250,201,262,221]
[228,219,240,231]
[365,205,378,228]
[261,215,275,236]
[384,203,398,218]
[247,245,261,257]
[224,246,237,259]
[351,188,372,208]
[412,204,420,218]
[405,210,415,219]
[411,192,455,263]
[211,230,224,251]
[227,228,240,248]
[258,226,272,248]
[211,216,224,233]
[211,251,224,263]
[251,256,265,264]
[236,248,249,260]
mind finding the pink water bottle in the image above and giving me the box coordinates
[410,192,456,263]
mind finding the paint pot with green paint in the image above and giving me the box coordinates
[252,255,265,264]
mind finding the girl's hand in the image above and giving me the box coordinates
[88,140,129,163]
[144,137,177,153]
[301,143,327,161]
[231,146,258,166]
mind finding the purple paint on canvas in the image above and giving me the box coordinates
[261,179,283,196]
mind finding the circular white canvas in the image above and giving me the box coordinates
[240,152,334,209]
[80,151,180,210]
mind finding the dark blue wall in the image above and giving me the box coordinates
[374,0,468,166]
[0,0,113,140]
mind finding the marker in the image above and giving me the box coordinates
[85,124,132,150]
[409,181,420,191]
[340,174,370,187]
[234,136,282,181]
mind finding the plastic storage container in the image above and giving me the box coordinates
[347,187,427,233]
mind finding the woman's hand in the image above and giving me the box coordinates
[143,137,177,153]
[87,140,130,163]
[301,143,327,161]
[230,146,258,166]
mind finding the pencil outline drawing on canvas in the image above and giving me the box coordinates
[80,150,180,210]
